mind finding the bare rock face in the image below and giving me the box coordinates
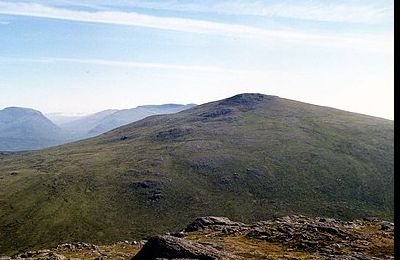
[185,216,244,232]
[131,235,234,260]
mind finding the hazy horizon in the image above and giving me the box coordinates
[0,0,394,119]
[0,93,394,121]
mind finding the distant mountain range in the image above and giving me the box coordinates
[0,107,67,151]
[0,93,393,254]
[0,104,196,151]
[45,113,88,125]
[59,104,196,140]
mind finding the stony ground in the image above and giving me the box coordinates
[182,215,394,259]
[0,215,394,259]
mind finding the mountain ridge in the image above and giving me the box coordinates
[56,104,197,139]
[0,93,393,254]
[0,103,196,151]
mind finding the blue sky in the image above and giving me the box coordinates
[0,0,394,119]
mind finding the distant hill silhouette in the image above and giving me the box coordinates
[0,107,66,151]
[60,104,196,139]
[0,104,196,151]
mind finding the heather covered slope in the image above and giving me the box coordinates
[0,94,393,254]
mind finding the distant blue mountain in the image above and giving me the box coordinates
[86,104,197,137]
[57,109,119,139]
[0,104,197,151]
[60,104,196,139]
[0,107,67,151]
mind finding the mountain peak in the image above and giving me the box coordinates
[1,106,42,116]
[0,106,64,151]
[218,93,277,110]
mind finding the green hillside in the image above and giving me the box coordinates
[0,94,393,255]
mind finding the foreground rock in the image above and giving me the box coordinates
[5,241,140,260]
[7,251,66,260]
[132,235,235,260]
[2,215,394,259]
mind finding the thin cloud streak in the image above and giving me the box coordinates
[0,2,392,53]
[0,56,279,77]
[102,0,393,24]
[27,0,394,24]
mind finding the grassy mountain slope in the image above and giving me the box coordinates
[0,94,393,254]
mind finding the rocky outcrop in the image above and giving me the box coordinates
[183,215,394,260]
[249,215,394,255]
[56,242,99,251]
[155,128,192,141]
[200,108,232,119]
[219,93,276,111]
[184,216,245,232]
[131,235,235,260]
[2,215,394,259]
[10,251,66,260]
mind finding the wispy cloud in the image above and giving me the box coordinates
[0,1,392,53]
[0,56,276,77]
[113,0,393,24]
[31,0,394,24]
